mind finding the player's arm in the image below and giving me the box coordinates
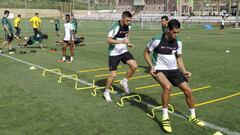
[176,55,191,77]
[107,37,129,45]
[3,20,11,36]
[3,25,10,35]
[144,47,155,76]
[144,39,159,76]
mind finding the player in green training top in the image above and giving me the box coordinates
[71,14,78,35]
[0,10,14,54]
[19,33,48,48]
[55,18,60,36]
[103,11,138,102]
[161,15,169,33]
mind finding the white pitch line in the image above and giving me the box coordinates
[0,54,93,86]
[1,54,239,135]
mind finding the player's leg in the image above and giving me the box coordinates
[155,71,172,132]
[103,56,121,102]
[14,27,18,39]
[68,41,74,63]
[0,33,10,53]
[58,41,67,62]
[120,52,137,93]
[17,27,21,38]
[178,82,205,126]
[178,82,195,108]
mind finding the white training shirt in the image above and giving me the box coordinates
[64,22,74,41]
[108,21,131,56]
[147,37,182,70]
[220,19,224,25]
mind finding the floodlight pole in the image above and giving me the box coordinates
[72,0,74,11]
[235,0,239,28]
[24,0,27,17]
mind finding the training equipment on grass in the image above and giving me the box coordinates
[117,94,142,107]
[30,50,36,53]
[91,86,114,96]
[58,74,96,90]
[78,66,122,73]
[20,51,27,54]
[196,92,240,107]
[147,104,174,118]
[213,131,223,135]
[42,69,61,76]
[114,75,151,83]
[75,80,96,91]
[29,66,36,70]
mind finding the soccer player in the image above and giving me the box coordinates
[55,18,60,36]
[29,13,41,38]
[19,33,48,48]
[219,16,225,35]
[161,15,169,33]
[0,10,14,54]
[58,14,75,63]
[13,14,21,39]
[144,19,204,133]
[71,14,78,35]
[103,11,138,102]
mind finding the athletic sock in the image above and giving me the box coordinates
[189,108,196,118]
[70,56,73,61]
[62,56,66,61]
[162,108,169,120]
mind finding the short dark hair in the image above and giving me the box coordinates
[122,11,132,18]
[167,19,181,30]
[161,15,169,21]
[66,14,70,17]
[35,13,39,16]
[18,14,21,17]
[42,34,48,39]
[4,10,9,15]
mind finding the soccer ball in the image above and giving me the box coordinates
[24,37,28,40]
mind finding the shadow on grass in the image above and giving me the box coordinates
[95,78,167,132]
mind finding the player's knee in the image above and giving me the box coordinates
[163,85,171,92]
[183,89,192,96]
[131,64,138,71]
[109,72,117,78]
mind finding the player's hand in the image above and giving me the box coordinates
[8,33,12,37]
[150,67,156,77]
[183,71,192,78]
[128,43,134,49]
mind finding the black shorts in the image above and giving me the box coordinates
[155,69,188,86]
[63,40,74,46]
[220,25,224,30]
[33,28,41,35]
[55,28,60,32]
[109,52,134,71]
[5,33,13,41]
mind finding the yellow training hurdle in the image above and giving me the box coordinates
[117,94,142,107]
[57,74,96,91]
[42,69,61,76]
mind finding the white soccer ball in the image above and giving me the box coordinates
[24,37,28,40]
[225,50,230,53]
